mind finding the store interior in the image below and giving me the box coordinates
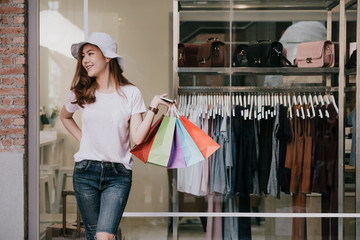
[39,0,357,239]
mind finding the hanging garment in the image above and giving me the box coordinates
[234,106,257,195]
[258,106,274,193]
[292,192,307,240]
[211,114,231,194]
[277,105,292,194]
[311,106,327,193]
[267,103,281,198]
[347,109,356,166]
[301,104,312,194]
[321,103,338,240]
[177,104,207,196]
[290,105,305,194]
[223,195,239,240]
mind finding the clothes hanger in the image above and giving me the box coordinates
[330,94,339,114]
[243,93,248,120]
[320,94,330,118]
[287,93,292,119]
[324,94,330,106]
[297,94,305,119]
[264,94,268,120]
[292,94,300,117]
[249,94,254,120]
[303,93,311,118]
[258,94,262,121]
[308,93,316,118]
[254,93,257,120]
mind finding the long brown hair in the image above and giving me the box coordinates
[70,44,133,108]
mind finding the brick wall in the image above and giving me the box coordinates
[0,0,27,153]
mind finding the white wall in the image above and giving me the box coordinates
[40,0,173,212]
[0,152,24,239]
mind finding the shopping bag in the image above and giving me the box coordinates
[176,118,205,166]
[167,126,187,168]
[130,115,164,163]
[179,115,220,159]
[147,115,176,167]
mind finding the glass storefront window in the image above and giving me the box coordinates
[38,0,358,239]
[39,0,84,238]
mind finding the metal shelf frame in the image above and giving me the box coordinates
[172,0,351,239]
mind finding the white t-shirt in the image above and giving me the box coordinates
[65,85,146,169]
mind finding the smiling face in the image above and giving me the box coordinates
[81,44,110,78]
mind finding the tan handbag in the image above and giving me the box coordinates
[295,40,335,68]
[178,38,227,67]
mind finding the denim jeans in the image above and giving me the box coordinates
[73,160,132,240]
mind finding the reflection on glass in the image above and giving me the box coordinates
[39,0,84,239]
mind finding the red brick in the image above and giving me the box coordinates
[0,108,25,116]
[0,128,26,135]
[1,37,10,45]
[2,57,11,65]
[13,36,24,44]
[0,88,25,95]
[0,27,25,35]
[13,16,24,24]
[2,138,12,147]
[2,117,12,126]
[0,46,25,54]
[14,97,25,105]
[13,138,25,146]
[1,0,10,4]
[2,16,8,25]
[2,78,12,85]
[1,98,11,105]
[0,7,25,14]
[13,77,25,85]
[13,117,25,126]
[0,67,25,75]
[15,56,25,65]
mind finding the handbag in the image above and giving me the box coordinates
[345,49,356,69]
[295,40,335,68]
[232,44,248,67]
[246,41,291,67]
[178,38,227,67]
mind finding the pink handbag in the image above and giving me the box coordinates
[295,40,335,68]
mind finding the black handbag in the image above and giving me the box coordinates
[232,44,248,67]
[178,38,227,67]
[246,41,291,67]
[345,49,356,69]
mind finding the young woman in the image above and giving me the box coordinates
[60,32,169,240]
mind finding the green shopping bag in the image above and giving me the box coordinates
[147,115,176,167]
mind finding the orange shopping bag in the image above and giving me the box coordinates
[130,115,164,163]
[179,115,220,159]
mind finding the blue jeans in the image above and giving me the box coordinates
[73,160,132,240]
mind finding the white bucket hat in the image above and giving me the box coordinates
[71,32,125,72]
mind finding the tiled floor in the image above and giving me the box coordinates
[42,216,266,239]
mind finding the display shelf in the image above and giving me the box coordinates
[345,68,356,75]
[178,67,339,75]
[178,0,340,11]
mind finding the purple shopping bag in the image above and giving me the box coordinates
[167,125,186,168]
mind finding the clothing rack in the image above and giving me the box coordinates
[178,86,339,93]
